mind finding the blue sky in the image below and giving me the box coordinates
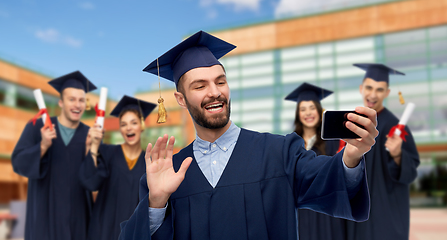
[0,0,370,101]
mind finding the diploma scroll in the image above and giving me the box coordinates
[387,102,415,142]
[31,89,53,130]
[95,87,108,128]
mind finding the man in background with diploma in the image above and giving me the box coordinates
[346,63,420,240]
[12,71,97,240]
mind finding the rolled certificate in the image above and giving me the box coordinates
[33,89,48,124]
[398,102,415,126]
[95,87,108,128]
[387,102,415,141]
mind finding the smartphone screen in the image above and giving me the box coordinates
[321,110,367,140]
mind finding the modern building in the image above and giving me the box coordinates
[206,0,447,205]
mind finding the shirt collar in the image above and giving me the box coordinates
[194,122,241,154]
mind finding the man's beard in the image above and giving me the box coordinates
[185,96,231,129]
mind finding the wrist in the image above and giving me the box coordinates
[148,193,169,208]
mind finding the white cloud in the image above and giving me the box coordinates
[200,0,261,12]
[217,0,261,11]
[79,2,95,10]
[64,36,83,48]
[275,0,368,18]
[35,28,60,43]
[35,28,83,48]
[207,8,218,19]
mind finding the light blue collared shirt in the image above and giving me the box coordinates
[148,123,364,235]
[193,122,241,187]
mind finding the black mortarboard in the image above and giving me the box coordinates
[285,82,333,103]
[142,30,236,86]
[110,95,156,120]
[354,63,405,83]
[48,71,97,94]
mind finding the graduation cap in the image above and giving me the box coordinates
[353,63,405,83]
[284,82,333,103]
[48,71,97,109]
[110,95,157,130]
[143,30,236,86]
[48,70,97,94]
[354,63,406,104]
[142,30,236,123]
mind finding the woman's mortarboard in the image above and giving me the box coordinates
[110,95,156,119]
[110,95,157,129]
[284,82,333,103]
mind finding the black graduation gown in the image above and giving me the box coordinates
[79,144,146,240]
[346,108,420,240]
[11,117,92,240]
[298,139,348,240]
[119,129,370,240]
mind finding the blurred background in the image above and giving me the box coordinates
[0,0,446,239]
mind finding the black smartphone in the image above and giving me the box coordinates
[321,110,367,140]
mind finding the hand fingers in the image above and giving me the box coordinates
[177,157,193,176]
[145,143,153,164]
[345,121,370,140]
[354,106,377,127]
[158,134,169,159]
[166,136,176,160]
[347,113,377,139]
[151,137,163,162]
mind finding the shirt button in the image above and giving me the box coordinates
[213,161,217,165]
[204,150,207,153]
[223,147,227,151]
[212,144,216,148]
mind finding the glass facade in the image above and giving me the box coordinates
[220,24,447,145]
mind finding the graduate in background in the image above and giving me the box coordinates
[346,63,420,240]
[119,30,379,240]
[79,95,156,240]
[285,82,346,240]
[12,71,96,240]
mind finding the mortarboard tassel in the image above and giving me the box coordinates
[137,99,145,130]
[156,58,167,123]
[157,97,167,123]
[85,80,91,110]
[398,91,405,105]
[86,97,91,110]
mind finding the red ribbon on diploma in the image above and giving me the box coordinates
[337,139,346,153]
[387,124,408,142]
[95,103,105,123]
[30,108,53,130]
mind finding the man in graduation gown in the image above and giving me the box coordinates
[346,64,420,240]
[119,31,379,240]
[12,71,97,240]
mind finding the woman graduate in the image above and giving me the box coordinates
[80,95,156,240]
[285,82,347,240]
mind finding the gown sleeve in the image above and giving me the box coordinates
[11,120,50,179]
[283,133,370,222]
[119,173,154,240]
[79,144,110,191]
[386,126,420,185]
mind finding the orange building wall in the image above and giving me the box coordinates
[213,0,447,56]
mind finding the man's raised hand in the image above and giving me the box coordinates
[145,134,192,208]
